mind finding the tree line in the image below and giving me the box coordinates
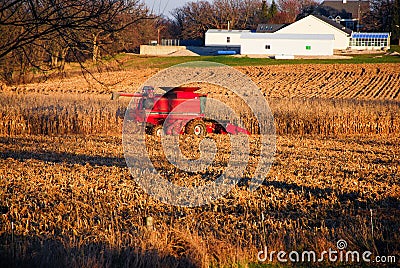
[170,0,319,40]
[363,0,400,39]
[171,0,400,41]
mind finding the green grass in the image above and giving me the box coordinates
[389,45,400,53]
[114,52,400,70]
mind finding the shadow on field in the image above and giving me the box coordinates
[262,180,400,210]
[0,150,126,168]
[0,136,127,167]
[0,234,196,268]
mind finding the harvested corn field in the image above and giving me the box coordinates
[0,62,399,267]
[0,134,399,267]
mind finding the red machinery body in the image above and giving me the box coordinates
[113,86,249,136]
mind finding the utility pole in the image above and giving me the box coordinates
[357,0,361,32]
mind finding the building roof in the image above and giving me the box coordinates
[206,29,251,34]
[256,24,288,33]
[241,33,334,40]
[320,0,370,19]
[313,15,353,35]
[351,32,391,39]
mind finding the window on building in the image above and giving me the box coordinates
[265,45,271,49]
[227,37,230,43]
[350,32,390,48]
[306,45,311,50]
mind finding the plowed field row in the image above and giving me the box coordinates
[1,64,399,101]
[238,64,400,101]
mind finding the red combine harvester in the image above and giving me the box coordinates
[112,86,249,136]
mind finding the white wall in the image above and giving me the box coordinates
[205,30,249,47]
[240,35,334,56]
[276,15,350,50]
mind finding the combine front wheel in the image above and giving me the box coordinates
[186,119,206,137]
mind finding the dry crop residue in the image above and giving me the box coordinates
[0,62,400,267]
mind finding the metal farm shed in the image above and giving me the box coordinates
[240,33,334,56]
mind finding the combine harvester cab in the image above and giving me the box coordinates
[112,86,250,136]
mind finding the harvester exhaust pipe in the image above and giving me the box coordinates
[111,92,121,100]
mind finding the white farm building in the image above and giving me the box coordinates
[240,33,334,56]
[205,29,250,47]
[204,15,344,56]
[204,14,390,56]
[275,15,352,50]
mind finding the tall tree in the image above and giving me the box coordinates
[259,0,269,23]
[392,0,400,43]
[0,0,150,84]
[171,0,214,40]
[268,0,278,21]
[295,0,320,20]
[364,0,400,43]
[277,0,302,23]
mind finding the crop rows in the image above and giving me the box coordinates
[2,64,399,102]
[238,63,400,101]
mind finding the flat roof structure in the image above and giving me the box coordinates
[240,32,334,56]
[206,29,251,34]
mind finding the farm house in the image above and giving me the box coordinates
[320,0,370,31]
[205,29,250,47]
[240,33,334,56]
[275,15,352,50]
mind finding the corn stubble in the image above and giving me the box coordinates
[1,92,399,136]
[0,64,400,267]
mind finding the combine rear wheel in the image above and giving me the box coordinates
[186,119,206,137]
